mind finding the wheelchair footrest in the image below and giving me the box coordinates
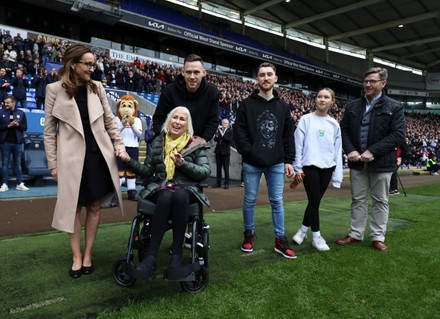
[163,262,201,281]
[125,262,156,280]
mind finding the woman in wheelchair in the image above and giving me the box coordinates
[117,106,210,280]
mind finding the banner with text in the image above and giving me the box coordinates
[121,12,362,86]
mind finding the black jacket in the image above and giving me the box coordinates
[214,126,233,156]
[11,76,29,99]
[233,89,295,167]
[0,107,28,143]
[153,74,219,142]
[340,93,406,172]
[31,73,47,98]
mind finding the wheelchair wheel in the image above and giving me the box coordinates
[201,228,209,268]
[112,257,137,287]
[180,266,208,293]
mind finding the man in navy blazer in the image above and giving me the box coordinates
[213,118,234,189]
[0,96,29,192]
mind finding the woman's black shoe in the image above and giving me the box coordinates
[82,264,95,275]
[69,267,82,279]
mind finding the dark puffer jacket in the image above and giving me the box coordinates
[340,94,406,172]
[124,134,211,207]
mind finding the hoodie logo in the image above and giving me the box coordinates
[257,110,278,149]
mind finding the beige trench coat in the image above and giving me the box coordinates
[44,80,125,233]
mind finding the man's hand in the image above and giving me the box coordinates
[285,163,295,178]
[360,150,375,162]
[347,150,361,162]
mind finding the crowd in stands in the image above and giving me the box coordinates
[1,31,439,170]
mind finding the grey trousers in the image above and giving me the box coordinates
[348,166,392,242]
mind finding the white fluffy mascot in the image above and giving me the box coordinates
[115,95,143,200]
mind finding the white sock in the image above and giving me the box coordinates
[312,231,321,238]
[300,225,309,233]
[119,177,124,187]
[127,178,136,191]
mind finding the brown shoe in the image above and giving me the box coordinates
[372,241,388,251]
[336,235,361,245]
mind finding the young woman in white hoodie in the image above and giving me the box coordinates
[291,87,343,251]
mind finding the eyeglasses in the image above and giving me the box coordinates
[363,79,383,85]
[78,61,96,69]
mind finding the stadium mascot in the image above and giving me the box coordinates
[115,95,143,201]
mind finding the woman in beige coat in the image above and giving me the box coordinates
[44,44,127,279]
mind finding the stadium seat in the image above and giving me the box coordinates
[24,138,51,178]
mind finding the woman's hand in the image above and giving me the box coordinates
[171,151,185,166]
[295,172,304,183]
[116,149,131,162]
[51,168,58,181]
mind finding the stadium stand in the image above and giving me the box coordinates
[1,10,439,184]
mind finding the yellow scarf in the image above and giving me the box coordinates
[164,132,191,180]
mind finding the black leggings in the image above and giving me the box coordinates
[301,166,335,232]
[147,188,197,256]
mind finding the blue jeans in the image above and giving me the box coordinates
[242,162,286,238]
[1,142,24,184]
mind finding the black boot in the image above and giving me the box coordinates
[165,254,186,280]
[135,254,156,280]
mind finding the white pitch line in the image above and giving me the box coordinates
[9,296,66,314]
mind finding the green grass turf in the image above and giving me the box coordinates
[1,184,440,319]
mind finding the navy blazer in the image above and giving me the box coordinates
[214,127,233,156]
[0,107,28,143]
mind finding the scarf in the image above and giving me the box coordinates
[164,132,191,180]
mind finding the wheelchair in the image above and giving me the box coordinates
[112,196,210,293]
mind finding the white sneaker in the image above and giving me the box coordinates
[431,172,439,176]
[0,183,9,192]
[16,183,29,191]
[312,236,330,251]
[292,229,307,245]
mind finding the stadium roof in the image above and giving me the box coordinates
[176,0,440,74]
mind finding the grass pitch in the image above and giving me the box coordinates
[1,184,440,319]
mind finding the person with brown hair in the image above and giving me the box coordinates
[291,88,343,251]
[234,62,296,259]
[0,96,29,192]
[336,67,406,252]
[152,54,219,148]
[44,44,127,278]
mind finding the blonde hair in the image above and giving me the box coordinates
[161,106,194,136]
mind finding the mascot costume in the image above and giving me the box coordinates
[115,95,143,201]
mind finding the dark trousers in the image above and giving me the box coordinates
[390,170,398,190]
[35,96,45,110]
[215,154,230,185]
[301,166,335,232]
[15,97,27,109]
[427,164,439,173]
[147,188,197,256]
